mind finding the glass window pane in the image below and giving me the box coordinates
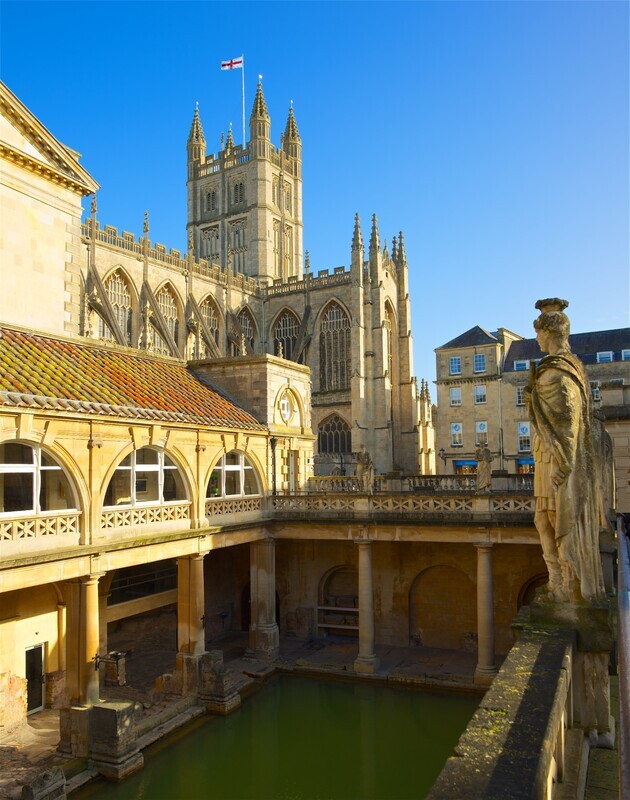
[119,454,132,467]
[224,470,240,495]
[0,443,34,465]
[136,449,159,466]
[41,452,62,468]
[163,470,185,502]
[135,471,160,503]
[243,468,258,496]
[104,470,132,507]
[40,469,73,512]
[225,452,240,467]
[207,469,221,498]
[1,473,34,512]
[164,454,176,468]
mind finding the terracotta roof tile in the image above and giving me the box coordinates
[0,327,266,430]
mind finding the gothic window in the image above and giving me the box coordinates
[317,415,352,455]
[233,182,245,205]
[206,451,260,498]
[202,227,219,261]
[0,442,77,515]
[206,190,217,212]
[273,310,301,362]
[384,308,394,377]
[152,285,179,356]
[319,302,351,391]
[231,308,256,356]
[200,297,220,347]
[285,185,292,214]
[99,270,132,344]
[230,223,246,273]
[273,219,280,274]
[103,448,186,508]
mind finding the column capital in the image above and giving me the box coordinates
[474,541,494,551]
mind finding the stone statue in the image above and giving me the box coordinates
[525,298,605,605]
[475,444,493,493]
[356,444,375,494]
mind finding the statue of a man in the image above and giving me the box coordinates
[475,444,493,493]
[356,445,375,494]
[525,298,605,604]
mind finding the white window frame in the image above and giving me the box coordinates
[518,422,531,453]
[475,421,488,445]
[596,351,613,363]
[449,356,461,376]
[449,387,462,407]
[622,349,630,361]
[516,386,526,406]
[514,360,530,371]
[474,385,487,404]
[103,448,186,510]
[450,423,463,448]
[473,353,486,374]
[0,443,77,517]
[207,452,261,498]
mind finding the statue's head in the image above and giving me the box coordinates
[533,298,570,348]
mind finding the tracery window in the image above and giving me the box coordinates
[152,285,179,356]
[273,310,301,362]
[206,452,260,498]
[99,270,132,344]
[200,297,220,353]
[384,306,394,377]
[319,302,351,391]
[317,415,352,455]
[103,448,186,508]
[231,308,256,356]
[0,443,76,515]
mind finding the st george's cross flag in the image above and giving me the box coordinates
[221,56,243,70]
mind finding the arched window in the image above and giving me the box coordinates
[99,270,132,344]
[103,448,186,508]
[0,442,77,515]
[231,308,256,356]
[317,415,352,454]
[319,302,351,391]
[233,182,245,204]
[273,310,301,362]
[384,306,394,377]
[206,190,217,212]
[200,297,220,351]
[206,452,260,498]
[152,285,179,356]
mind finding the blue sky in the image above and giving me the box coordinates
[2,1,628,386]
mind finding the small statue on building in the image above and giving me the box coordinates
[356,444,375,494]
[474,444,494,493]
[525,298,605,605]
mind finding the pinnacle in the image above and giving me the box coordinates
[369,213,380,253]
[188,105,205,144]
[352,213,363,251]
[398,230,407,265]
[284,105,300,142]
[250,80,270,120]
[392,235,398,263]
[225,126,235,150]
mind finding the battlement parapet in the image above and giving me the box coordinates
[265,267,351,297]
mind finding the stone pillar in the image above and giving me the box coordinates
[65,573,102,706]
[249,538,279,660]
[354,537,379,674]
[177,554,206,655]
[474,543,497,685]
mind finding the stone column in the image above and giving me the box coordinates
[354,537,379,674]
[177,554,206,655]
[249,538,279,660]
[474,543,497,685]
[65,574,102,706]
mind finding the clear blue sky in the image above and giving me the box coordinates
[2,1,628,387]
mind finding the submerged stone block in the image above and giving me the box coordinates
[89,701,144,782]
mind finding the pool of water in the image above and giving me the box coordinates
[78,676,478,800]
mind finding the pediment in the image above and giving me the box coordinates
[0,81,98,195]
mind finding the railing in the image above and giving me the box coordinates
[0,511,81,547]
[618,514,630,800]
[205,497,262,517]
[428,627,573,799]
[100,502,190,530]
[407,474,534,493]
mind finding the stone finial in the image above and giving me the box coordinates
[225,125,235,150]
[250,80,270,120]
[91,193,97,216]
[369,214,380,254]
[352,213,363,251]
[305,250,311,273]
[398,231,407,265]
[392,235,398,264]
[187,104,206,145]
[143,211,149,236]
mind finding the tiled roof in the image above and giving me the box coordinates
[505,328,630,368]
[437,326,498,350]
[0,327,266,430]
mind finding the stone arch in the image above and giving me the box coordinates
[409,565,476,650]
[230,305,259,355]
[317,414,352,454]
[198,293,223,349]
[517,573,548,609]
[270,307,302,362]
[319,564,358,607]
[204,450,263,499]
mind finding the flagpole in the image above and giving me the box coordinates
[241,55,246,147]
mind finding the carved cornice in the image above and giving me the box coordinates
[0,143,94,196]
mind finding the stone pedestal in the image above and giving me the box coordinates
[354,538,379,675]
[89,701,144,781]
[156,652,203,697]
[58,705,91,757]
[199,650,241,715]
[530,601,613,745]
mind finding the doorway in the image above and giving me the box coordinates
[25,643,45,713]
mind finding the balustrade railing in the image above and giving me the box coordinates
[205,497,262,517]
[100,502,190,530]
[0,511,81,543]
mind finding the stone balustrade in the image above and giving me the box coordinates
[0,511,81,557]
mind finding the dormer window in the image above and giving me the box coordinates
[596,351,613,363]
[514,360,530,371]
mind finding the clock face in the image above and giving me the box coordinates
[280,393,293,423]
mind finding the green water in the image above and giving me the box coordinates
[78,676,478,800]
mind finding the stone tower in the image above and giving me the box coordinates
[186,81,303,283]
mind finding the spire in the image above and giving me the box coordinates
[284,104,300,142]
[225,124,235,151]
[250,79,270,122]
[369,214,380,256]
[352,213,363,251]
[398,231,407,265]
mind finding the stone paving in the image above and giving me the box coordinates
[0,631,620,799]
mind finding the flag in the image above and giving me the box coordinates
[221,56,243,71]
